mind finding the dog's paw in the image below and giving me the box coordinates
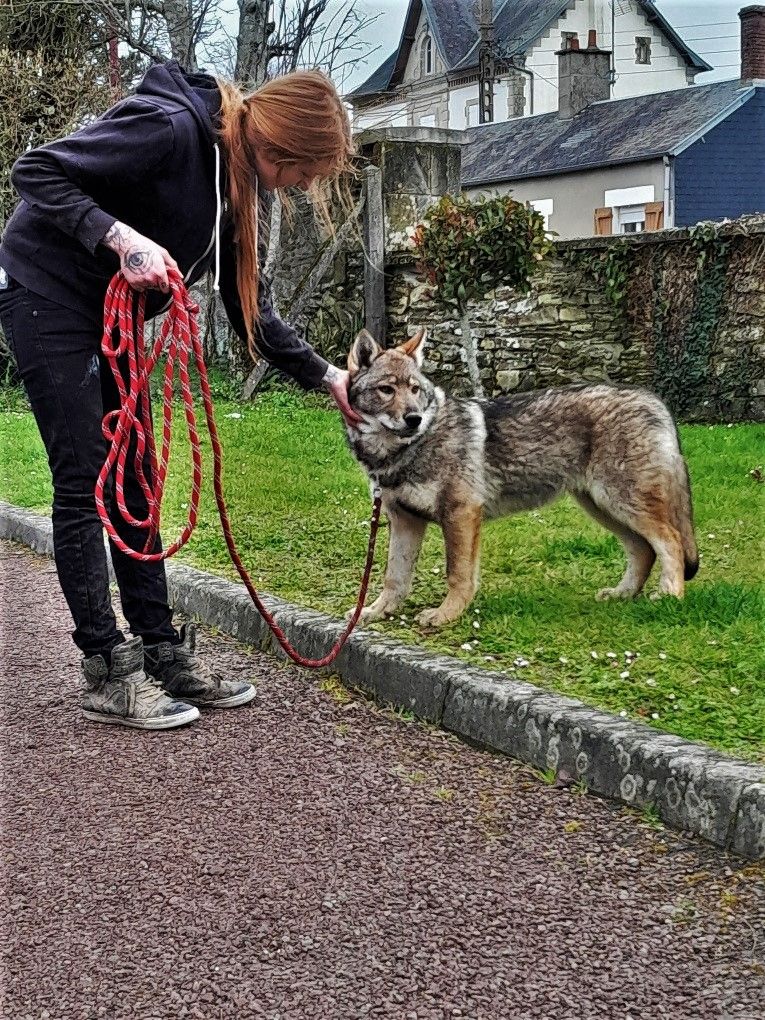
[416,607,452,629]
[347,603,393,625]
[596,586,635,601]
[648,587,683,601]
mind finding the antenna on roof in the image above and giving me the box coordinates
[478,0,496,123]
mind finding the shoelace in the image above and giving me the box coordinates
[134,672,174,707]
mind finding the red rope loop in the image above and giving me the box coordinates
[98,269,380,668]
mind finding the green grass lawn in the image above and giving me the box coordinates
[1,384,763,761]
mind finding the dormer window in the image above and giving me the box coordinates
[421,34,433,76]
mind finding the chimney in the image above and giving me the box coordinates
[556,29,612,119]
[740,5,765,83]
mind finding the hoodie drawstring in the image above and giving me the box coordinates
[213,142,222,292]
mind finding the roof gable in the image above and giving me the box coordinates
[387,0,479,90]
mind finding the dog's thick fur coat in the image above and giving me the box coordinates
[345,330,698,628]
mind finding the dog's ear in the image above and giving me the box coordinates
[399,327,427,366]
[348,329,382,375]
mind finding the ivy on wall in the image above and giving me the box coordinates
[562,239,633,311]
[653,223,731,417]
[560,221,760,420]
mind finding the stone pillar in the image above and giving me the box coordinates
[355,127,465,257]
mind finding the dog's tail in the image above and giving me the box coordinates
[674,459,699,581]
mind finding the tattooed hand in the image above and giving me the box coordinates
[100,222,179,293]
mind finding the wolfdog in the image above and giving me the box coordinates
[345,328,698,628]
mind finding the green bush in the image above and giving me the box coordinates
[412,193,553,309]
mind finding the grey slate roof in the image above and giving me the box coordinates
[348,0,711,101]
[454,0,585,71]
[350,50,397,98]
[461,80,755,185]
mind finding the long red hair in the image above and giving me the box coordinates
[216,70,355,359]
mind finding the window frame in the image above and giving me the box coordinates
[421,34,433,76]
[635,36,652,65]
[616,204,646,234]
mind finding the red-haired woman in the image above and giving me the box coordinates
[0,61,362,730]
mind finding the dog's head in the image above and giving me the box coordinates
[347,328,439,441]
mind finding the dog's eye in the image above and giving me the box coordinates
[411,385,420,395]
[377,385,395,396]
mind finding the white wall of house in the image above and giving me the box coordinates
[526,0,692,117]
[352,0,697,130]
[354,103,409,129]
[448,83,478,129]
[447,79,518,129]
[465,159,667,239]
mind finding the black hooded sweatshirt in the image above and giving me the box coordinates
[0,61,329,390]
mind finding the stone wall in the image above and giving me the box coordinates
[385,218,765,422]
[386,252,642,394]
[269,192,365,367]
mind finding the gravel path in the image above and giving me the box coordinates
[1,540,763,1020]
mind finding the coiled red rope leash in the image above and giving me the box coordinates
[96,269,381,668]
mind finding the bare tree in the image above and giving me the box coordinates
[45,1,228,73]
[269,0,378,86]
[233,0,271,87]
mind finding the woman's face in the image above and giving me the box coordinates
[254,152,333,192]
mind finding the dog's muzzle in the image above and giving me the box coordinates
[401,413,423,436]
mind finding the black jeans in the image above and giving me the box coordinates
[0,278,177,657]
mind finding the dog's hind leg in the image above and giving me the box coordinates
[417,503,482,628]
[354,507,427,624]
[573,492,656,600]
[641,522,686,599]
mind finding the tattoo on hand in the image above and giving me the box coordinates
[125,249,149,274]
[103,223,130,252]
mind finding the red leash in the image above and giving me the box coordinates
[96,269,381,668]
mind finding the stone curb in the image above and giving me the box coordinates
[2,500,763,860]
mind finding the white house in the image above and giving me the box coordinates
[348,0,711,130]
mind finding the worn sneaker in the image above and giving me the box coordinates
[81,636,200,729]
[144,623,256,709]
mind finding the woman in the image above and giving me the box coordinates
[0,60,362,730]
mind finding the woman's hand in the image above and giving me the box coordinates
[322,365,364,427]
[101,221,179,293]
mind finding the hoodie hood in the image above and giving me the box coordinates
[136,61,226,289]
[136,60,221,146]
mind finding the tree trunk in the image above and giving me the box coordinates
[163,0,199,70]
[236,0,271,88]
[459,307,484,398]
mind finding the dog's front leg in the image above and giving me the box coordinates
[417,503,482,628]
[352,507,427,624]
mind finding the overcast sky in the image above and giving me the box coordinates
[345,1,744,90]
